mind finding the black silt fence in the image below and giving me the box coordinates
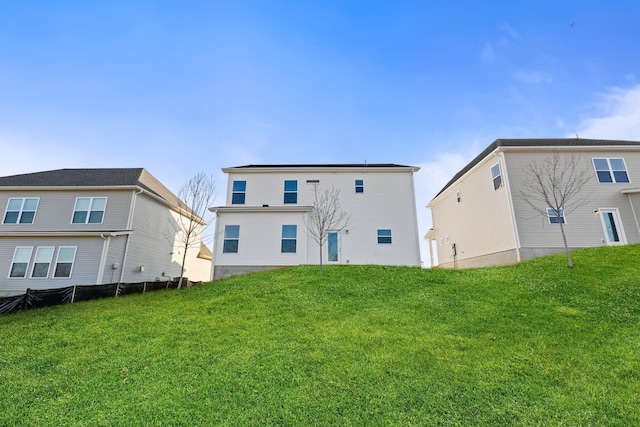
[0,278,198,315]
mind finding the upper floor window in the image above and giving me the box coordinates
[9,247,33,278]
[355,179,364,193]
[593,158,630,183]
[377,229,392,244]
[491,163,502,190]
[72,197,107,224]
[547,208,565,224]
[284,180,298,204]
[54,247,77,278]
[223,225,240,253]
[456,191,461,203]
[232,181,246,204]
[281,225,297,253]
[31,247,54,278]
[3,198,39,224]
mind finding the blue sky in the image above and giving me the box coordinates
[1,1,639,264]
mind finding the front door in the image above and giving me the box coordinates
[599,209,626,245]
[328,232,339,262]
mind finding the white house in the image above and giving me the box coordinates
[0,168,212,296]
[210,164,422,279]
[426,138,640,268]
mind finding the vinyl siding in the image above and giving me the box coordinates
[101,234,127,284]
[505,149,640,249]
[217,168,421,269]
[214,210,308,267]
[0,190,131,232]
[0,236,105,295]
[429,153,517,268]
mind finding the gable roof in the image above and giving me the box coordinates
[231,163,413,168]
[432,138,640,201]
[223,163,419,173]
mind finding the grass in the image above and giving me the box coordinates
[1,245,640,426]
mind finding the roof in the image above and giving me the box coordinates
[0,167,171,200]
[231,163,414,168]
[432,138,640,201]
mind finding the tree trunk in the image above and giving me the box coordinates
[559,221,574,268]
[319,241,324,276]
[178,244,188,288]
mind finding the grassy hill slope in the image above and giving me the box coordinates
[2,245,639,426]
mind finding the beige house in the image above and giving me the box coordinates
[0,168,212,296]
[426,138,640,268]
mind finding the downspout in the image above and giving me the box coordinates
[499,151,523,262]
[97,233,111,284]
[120,189,143,282]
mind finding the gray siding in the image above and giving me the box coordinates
[0,190,132,232]
[505,149,640,250]
[0,236,105,295]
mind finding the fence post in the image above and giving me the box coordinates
[71,285,77,303]
[115,283,120,297]
[143,281,147,293]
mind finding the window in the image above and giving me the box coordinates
[232,181,246,204]
[593,158,630,183]
[3,198,39,224]
[31,247,55,278]
[355,179,364,193]
[223,225,240,253]
[547,208,565,224]
[9,247,33,278]
[456,191,461,203]
[491,163,502,190]
[72,197,107,224]
[377,229,392,244]
[54,247,77,278]
[284,181,298,204]
[281,225,297,253]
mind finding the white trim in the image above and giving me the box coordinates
[598,208,627,245]
[500,152,522,262]
[30,246,55,279]
[53,246,77,279]
[8,246,33,279]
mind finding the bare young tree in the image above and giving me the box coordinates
[172,172,216,287]
[519,152,591,268]
[304,184,350,275]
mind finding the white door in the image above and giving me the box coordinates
[599,209,626,245]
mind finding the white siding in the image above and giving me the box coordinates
[214,166,421,276]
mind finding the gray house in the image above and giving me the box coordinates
[0,168,212,296]
[426,138,640,268]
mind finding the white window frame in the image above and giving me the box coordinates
[377,229,392,244]
[491,163,503,190]
[30,246,55,279]
[223,225,240,253]
[546,208,565,224]
[355,179,364,193]
[281,225,297,253]
[3,197,39,224]
[53,246,77,278]
[72,197,107,224]
[592,158,630,183]
[9,246,33,279]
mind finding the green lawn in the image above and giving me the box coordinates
[2,245,639,426]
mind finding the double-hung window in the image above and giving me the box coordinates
[223,225,240,253]
[377,229,392,244]
[72,197,107,224]
[232,181,246,204]
[3,198,39,224]
[593,158,630,183]
[31,247,55,278]
[281,225,297,253]
[547,208,565,224]
[54,247,77,278]
[491,163,502,190]
[9,247,33,278]
[355,179,364,193]
[284,180,298,204]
